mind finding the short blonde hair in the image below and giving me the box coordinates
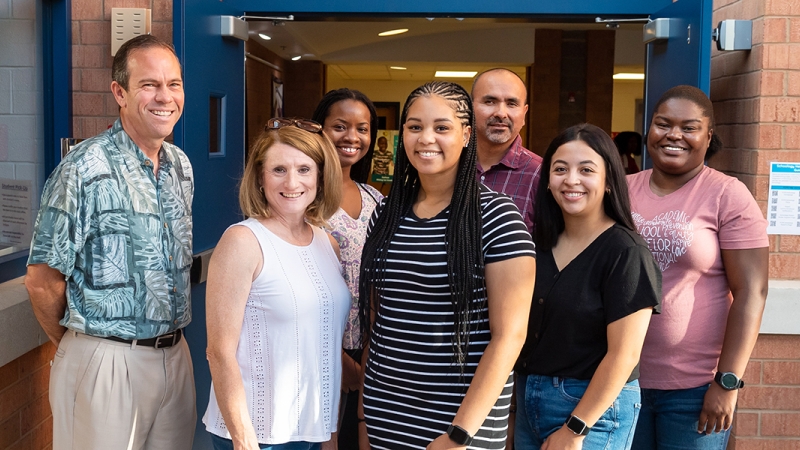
[239,126,342,226]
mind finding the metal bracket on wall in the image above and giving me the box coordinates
[712,20,752,51]
[221,16,249,41]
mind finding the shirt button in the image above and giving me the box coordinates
[174,319,179,324]
[481,176,485,181]
[169,255,173,261]
[173,287,177,293]
[144,160,151,166]
[164,222,168,228]
[534,332,539,339]
[538,298,544,304]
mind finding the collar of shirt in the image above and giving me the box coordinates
[477,135,524,175]
[109,119,174,175]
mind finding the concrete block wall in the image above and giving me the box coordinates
[71,0,173,139]
[0,0,44,231]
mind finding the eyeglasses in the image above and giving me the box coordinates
[265,118,322,134]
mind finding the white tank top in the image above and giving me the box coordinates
[203,218,350,444]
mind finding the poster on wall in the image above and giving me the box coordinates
[0,178,33,246]
[767,162,800,235]
[272,78,284,118]
[371,130,398,183]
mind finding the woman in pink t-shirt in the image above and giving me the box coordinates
[628,86,769,449]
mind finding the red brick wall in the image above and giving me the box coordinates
[710,0,800,281]
[71,0,173,139]
[710,0,800,447]
[733,335,800,448]
[0,344,55,450]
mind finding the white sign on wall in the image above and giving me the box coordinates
[767,162,800,235]
[0,178,33,246]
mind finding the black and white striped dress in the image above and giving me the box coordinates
[363,188,536,449]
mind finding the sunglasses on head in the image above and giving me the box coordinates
[265,118,322,134]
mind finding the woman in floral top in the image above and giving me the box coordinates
[313,88,383,450]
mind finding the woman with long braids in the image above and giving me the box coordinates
[312,88,383,449]
[357,81,536,449]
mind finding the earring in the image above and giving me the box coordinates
[605,188,611,194]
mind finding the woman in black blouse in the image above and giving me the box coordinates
[514,124,661,450]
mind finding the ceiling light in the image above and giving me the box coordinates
[292,55,302,61]
[258,33,271,40]
[378,28,409,37]
[390,66,407,70]
[435,71,478,78]
[613,73,645,80]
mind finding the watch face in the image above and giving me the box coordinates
[721,373,738,389]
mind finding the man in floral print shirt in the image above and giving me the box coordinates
[25,35,196,450]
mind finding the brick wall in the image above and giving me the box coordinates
[0,343,55,450]
[710,0,800,447]
[734,335,800,448]
[71,0,173,139]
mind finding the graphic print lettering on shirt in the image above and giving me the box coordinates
[633,210,694,272]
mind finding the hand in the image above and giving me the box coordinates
[541,425,584,450]
[697,383,738,434]
[342,352,362,392]
[426,433,466,450]
[506,416,515,450]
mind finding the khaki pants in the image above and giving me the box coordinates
[50,331,197,450]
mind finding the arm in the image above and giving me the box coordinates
[428,255,536,450]
[698,247,768,433]
[541,307,654,450]
[25,264,68,346]
[205,226,264,450]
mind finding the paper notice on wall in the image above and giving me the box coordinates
[0,178,33,246]
[767,163,800,235]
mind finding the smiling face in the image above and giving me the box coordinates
[111,46,184,154]
[647,98,712,178]
[321,99,372,170]
[403,95,471,182]
[260,142,319,220]
[472,70,528,148]
[549,140,608,221]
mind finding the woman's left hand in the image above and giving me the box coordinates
[541,425,585,450]
[426,434,466,450]
[698,383,738,434]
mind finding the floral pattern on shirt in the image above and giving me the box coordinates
[28,119,194,339]
[326,183,383,349]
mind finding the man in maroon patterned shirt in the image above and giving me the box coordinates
[472,68,543,235]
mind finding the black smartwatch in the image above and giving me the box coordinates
[564,415,591,436]
[446,424,474,446]
[715,371,745,390]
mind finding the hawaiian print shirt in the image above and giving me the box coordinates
[326,183,383,350]
[29,119,194,339]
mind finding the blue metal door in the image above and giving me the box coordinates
[642,0,713,168]
[172,1,245,448]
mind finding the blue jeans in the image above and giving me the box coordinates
[631,385,731,450]
[515,374,641,450]
[210,434,322,450]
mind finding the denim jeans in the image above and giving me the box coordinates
[515,374,641,450]
[210,434,322,450]
[631,385,731,450]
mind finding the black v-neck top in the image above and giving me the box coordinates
[516,224,661,381]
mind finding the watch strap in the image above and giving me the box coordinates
[446,424,474,446]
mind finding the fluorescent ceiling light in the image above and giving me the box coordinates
[613,73,645,80]
[292,55,302,61]
[258,33,271,40]
[390,66,407,70]
[378,28,409,37]
[435,71,478,78]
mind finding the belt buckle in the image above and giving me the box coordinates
[154,332,177,349]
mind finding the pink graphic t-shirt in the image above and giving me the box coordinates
[628,167,768,390]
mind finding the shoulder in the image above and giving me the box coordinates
[163,142,193,172]
[517,144,543,165]
[480,186,517,213]
[360,183,384,203]
[627,169,650,187]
